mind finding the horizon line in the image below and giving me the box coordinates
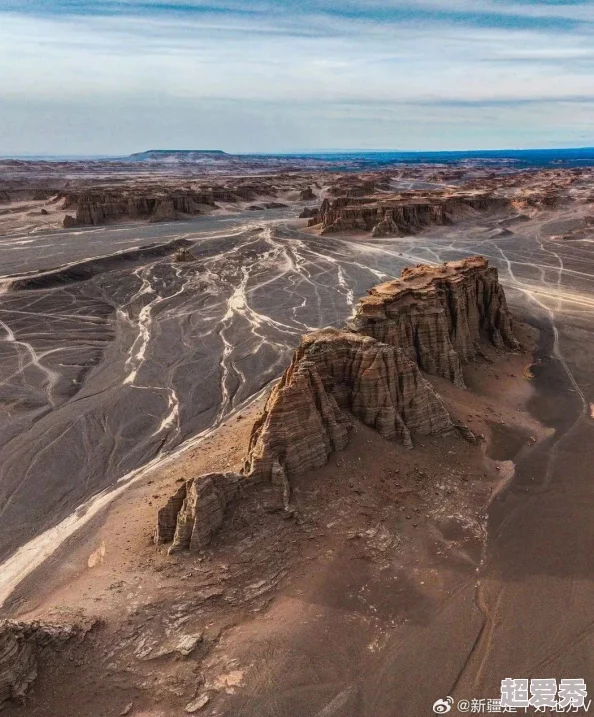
[2,145,594,160]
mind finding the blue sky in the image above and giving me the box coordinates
[1,0,594,154]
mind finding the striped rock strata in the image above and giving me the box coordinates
[62,190,216,227]
[308,194,508,237]
[351,256,519,387]
[244,330,451,483]
[156,256,518,553]
[155,472,242,552]
[60,184,267,227]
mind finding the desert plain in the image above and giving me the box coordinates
[1,152,594,716]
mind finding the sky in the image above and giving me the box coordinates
[1,0,594,155]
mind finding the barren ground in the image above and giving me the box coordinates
[2,163,594,715]
[2,326,544,717]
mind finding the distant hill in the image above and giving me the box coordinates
[128,149,228,162]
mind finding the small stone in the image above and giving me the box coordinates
[177,634,203,657]
[120,703,134,716]
[185,694,210,713]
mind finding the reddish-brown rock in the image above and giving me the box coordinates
[308,193,509,236]
[156,256,518,553]
[245,329,452,484]
[351,256,519,387]
[156,473,242,553]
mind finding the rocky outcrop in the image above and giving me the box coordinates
[156,473,242,553]
[155,483,188,546]
[149,199,177,223]
[326,177,391,198]
[157,256,518,552]
[245,330,452,485]
[173,247,194,262]
[308,194,509,236]
[158,331,452,553]
[0,620,78,708]
[61,190,214,227]
[351,256,519,387]
[56,175,328,228]
[58,181,284,227]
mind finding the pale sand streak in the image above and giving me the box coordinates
[0,389,268,608]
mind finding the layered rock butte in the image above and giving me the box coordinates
[0,256,519,708]
[156,256,519,554]
[61,187,246,227]
[58,177,300,227]
[308,192,509,236]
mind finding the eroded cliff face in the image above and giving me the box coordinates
[59,176,315,227]
[157,257,518,553]
[61,190,219,227]
[245,330,451,483]
[0,621,78,708]
[155,472,242,552]
[351,256,519,387]
[308,194,509,236]
[158,331,452,554]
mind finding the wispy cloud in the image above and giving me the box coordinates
[0,0,593,152]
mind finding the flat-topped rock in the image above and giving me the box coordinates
[308,193,509,236]
[352,257,519,386]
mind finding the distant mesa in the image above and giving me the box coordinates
[127,149,228,162]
